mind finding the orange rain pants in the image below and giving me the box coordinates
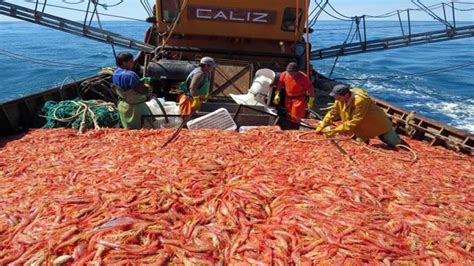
[285,96,306,122]
[178,94,194,116]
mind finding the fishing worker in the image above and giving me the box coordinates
[273,62,315,122]
[315,84,401,147]
[112,52,151,129]
[178,57,217,115]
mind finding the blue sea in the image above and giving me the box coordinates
[0,20,473,132]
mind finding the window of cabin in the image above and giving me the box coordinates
[161,0,179,23]
[281,7,303,31]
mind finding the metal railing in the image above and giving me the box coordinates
[0,1,155,52]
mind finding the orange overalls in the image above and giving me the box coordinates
[277,71,314,122]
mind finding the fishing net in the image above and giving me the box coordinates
[41,98,119,132]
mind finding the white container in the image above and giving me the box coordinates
[230,68,275,107]
[145,98,165,116]
[249,68,275,93]
[164,101,177,107]
[187,108,237,131]
[255,68,276,82]
[230,92,261,106]
[164,104,179,115]
[145,99,181,128]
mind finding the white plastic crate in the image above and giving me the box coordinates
[238,126,258,132]
[186,108,237,131]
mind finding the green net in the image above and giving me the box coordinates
[41,98,119,132]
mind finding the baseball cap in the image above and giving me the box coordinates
[286,62,299,72]
[199,57,217,67]
[330,84,351,97]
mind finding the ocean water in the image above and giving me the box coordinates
[0,20,473,132]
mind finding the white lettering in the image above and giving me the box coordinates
[190,6,274,24]
[213,10,228,20]
[252,12,269,23]
[196,8,212,19]
[229,11,244,21]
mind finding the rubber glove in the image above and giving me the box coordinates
[324,129,336,138]
[191,96,201,109]
[315,124,324,133]
[273,90,281,105]
[141,77,152,89]
[307,96,315,109]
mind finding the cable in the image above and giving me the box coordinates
[0,48,103,69]
[62,0,86,4]
[332,60,474,81]
[155,0,190,55]
[88,1,117,62]
[320,1,463,20]
[326,1,353,19]
[316,1,449,21]
[308,0,319,17]
[311,1,473,70]
[447,1,474,11]
[61,0,123,8]
[140,0,153,17]
[314,0,353,21]
[308,0,320,27]
[309,0,328,28]
[95,0,123,9]
[364,3,444,19]
[315,22,467,32]
[85,2,93,26]
[328,19,356,78]
[145,0,154,16]
[452,6,474,11]
[18,2,144,21]
[411,0,453,28]
[329,17,365,77]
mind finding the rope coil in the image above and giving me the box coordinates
[295,131,418,163]
[41,99,119,133]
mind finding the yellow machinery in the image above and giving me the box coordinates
[154,0,310,65]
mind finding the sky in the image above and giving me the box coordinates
[0,0,473,22]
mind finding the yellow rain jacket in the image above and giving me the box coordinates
[317,88,392,140]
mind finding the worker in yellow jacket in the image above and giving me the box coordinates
[316,84,401,147]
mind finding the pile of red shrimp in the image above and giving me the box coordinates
[0,127,472,264]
